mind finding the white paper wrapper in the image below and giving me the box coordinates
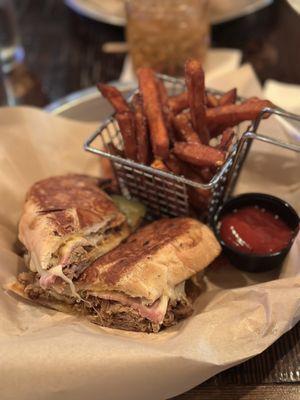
[0,68,300,400]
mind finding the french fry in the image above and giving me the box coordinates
[169,91,220,112]
[185,59,210,144]
[209,124,228,139]
[188,187,210,211]
[168,92,189,114]
[181,165,211,199]
[169,91,221,113]
[174,142,225,168]
[137,68,169,159]
[157,80,176,143]
[99,156,118,192]
[173,112,202,144]
[164,153,185,175]
[151,158,168,171]
[199,167,214,183]
[166,153,211,209]
[219,88,237,106]
[165,153,207,181]
[98,83,138,160]
[165,154,212,200]
[217,127,235,152]
[164,152,212,209]
[165,150,215,184]
[180,163,211,208]
[115,112,137,161]
[132,94,150,165]
[106,142,125,158]
[206,98,272,129]
[188,165,214,183]
[97,83,130,113]
[206,93,219,108]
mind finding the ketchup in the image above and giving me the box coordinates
[220,206,293,255]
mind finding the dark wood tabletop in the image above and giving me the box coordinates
[4,0,300,398]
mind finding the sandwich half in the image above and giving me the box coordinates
[18,174,135,291]
[9,217,221,333]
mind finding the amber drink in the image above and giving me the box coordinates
[126,0,210,76]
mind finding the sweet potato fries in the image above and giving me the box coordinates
[137,68,170,159]
[98,83,137,160]
[97,58,272,213]
[206,98,272,131]
[174,142,225,168]
[132,94,150,164]
[184,59,209,145]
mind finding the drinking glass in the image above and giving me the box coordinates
[126,0,210,76]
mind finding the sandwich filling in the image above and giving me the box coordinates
[26,222,130,293]
[19,175,144,293]
[16,272,196,332]
[12,214,221,333]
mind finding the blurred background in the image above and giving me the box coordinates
[0,0,299,108]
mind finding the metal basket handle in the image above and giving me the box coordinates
[224,107,300,202]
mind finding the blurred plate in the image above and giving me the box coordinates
[45,83,135,122]
[64,0,273,26]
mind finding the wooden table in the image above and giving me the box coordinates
[9,0,300,398]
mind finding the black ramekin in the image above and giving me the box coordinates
[212,193,299,273]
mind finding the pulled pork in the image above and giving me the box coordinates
[18,272,194,333]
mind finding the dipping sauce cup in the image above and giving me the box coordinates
[212,193,299,272]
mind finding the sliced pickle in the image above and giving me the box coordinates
[111,195,146,230]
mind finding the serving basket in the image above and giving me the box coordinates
[84,74,300,222]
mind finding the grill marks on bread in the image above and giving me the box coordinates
[81,218,200,286]
[27,174,125,235]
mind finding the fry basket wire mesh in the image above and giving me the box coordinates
[84,74,300,222]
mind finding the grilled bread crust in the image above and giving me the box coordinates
[18,174,128,271]
[78,218,221,303]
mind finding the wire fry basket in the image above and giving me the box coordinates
[84,75,300,222]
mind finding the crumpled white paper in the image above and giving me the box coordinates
[0,66,299,400]
[263,79,300,142]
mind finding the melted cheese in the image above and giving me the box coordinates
[29,251,40,273]
[191,271,205,287]
[111,195,146,229]
[30,232,126,304]
[155,294,169,323]
[89,290,170,324]
[165,281,186,302]
[59,237,87,257]
[49,265,80,299]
